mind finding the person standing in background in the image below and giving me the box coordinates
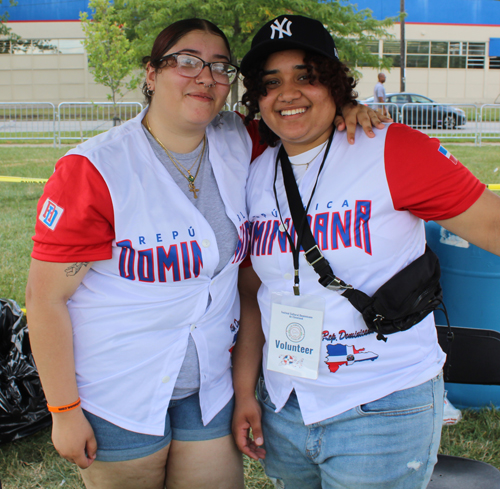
[374,72,388,116]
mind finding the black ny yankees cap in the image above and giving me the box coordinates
[240,15,339,76]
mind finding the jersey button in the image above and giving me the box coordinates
[190,324,196,332]
[161,376,170,384]
[279,223,287,232]
[202,239,211,248]
[284,273,293,280]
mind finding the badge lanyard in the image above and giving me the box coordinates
[272,131,334,295]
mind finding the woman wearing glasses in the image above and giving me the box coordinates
[26,18,384,489]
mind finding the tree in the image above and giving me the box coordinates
[114,0,395,107]
[80,0,142,119]
[0,0,21,51]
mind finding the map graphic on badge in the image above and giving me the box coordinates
[286,322,305,342]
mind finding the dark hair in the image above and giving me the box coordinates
[142,18,231,105]
[242,51,358,147]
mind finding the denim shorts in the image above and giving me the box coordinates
[83,393,234,462]
[257,373,444,489]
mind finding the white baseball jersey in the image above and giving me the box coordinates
[246,123,484,425]
[36,109,252,435]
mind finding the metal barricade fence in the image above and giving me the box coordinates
[0,101,498,146]
[479,105,500,145]
[362,102,479,143]
[57,102,143,146]
[400,103,477,142]
[0,102,57,146]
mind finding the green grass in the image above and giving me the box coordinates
[0,131,108,143]
[439,407,500,468]
[0,147,66,306]
[0,143,499,488]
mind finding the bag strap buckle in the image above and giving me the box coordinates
[319,274,353,292]
[304,245,324,267]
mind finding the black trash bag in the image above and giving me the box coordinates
[0,299,51,444]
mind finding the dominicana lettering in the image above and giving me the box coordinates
[117,240,203,283]
[250,201,372,256]
[116,220,249,283]
[232,221,250,264]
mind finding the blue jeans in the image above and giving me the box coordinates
[257,373,444,489]
[83,393,234,462]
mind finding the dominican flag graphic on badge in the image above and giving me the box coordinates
[438,145,458,165]
[39,198,64,230]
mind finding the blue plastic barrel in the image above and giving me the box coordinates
[425,221,500,409]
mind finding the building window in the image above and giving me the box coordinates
[449,41,484,69]
[58,40,84,54]
[490,57,500,69]
[0,39,84,55]
[379,40,485,69]
[407,41,430,68]
[357,41,379,67]
[0,40,11,54]
[430,41,448,68]
[382,40,400,67]
[467,42,485,68]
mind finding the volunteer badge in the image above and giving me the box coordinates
[267,300,323,379]
[39,198,64,230]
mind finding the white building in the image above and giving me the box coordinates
[354,0,500,103]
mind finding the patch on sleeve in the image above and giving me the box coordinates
[438,145,458,165]
[39,198,64,230]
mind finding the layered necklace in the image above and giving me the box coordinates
[289,140,328,170]
[144,114,206,199]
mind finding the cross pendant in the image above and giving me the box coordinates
[189,181,199,199]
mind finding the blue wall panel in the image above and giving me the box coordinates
[0,0,92,21]
[490,38,500,56]
[1,0,500,24]
[351,0,500,26]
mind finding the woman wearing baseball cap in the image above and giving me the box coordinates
[232,14,500,489]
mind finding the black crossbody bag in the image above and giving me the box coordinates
[276,138,449,342]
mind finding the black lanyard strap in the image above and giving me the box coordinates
[273,130,352,295]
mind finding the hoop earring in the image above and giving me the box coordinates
[147,86,155,96]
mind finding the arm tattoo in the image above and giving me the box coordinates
[65,262,89,277]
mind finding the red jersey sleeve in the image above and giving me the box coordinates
[32,155,115,263]
[385,124,486,221]
[235,112,268,162]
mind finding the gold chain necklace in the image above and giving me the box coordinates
[290,140,328,170]
[144,114,206,199]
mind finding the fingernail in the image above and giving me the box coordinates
[349,138,354,145]
[256,437,264,445]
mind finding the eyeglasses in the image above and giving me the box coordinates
[159,53,239,86]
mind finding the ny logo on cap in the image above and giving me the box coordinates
[270,17,292,39]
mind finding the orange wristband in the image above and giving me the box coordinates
[47,398,81,413]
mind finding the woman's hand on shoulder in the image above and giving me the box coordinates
[335,103,392,144]
[51,408,97,469]
[232,395,266,461]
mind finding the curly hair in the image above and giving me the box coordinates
[141,18,231,105]
[242,51,358,147]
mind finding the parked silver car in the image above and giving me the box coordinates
[361,93,467,129]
